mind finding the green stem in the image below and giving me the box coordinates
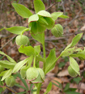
[33,56,36,68]
[36,83,42,94]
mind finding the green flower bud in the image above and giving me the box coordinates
[16,35,29,46]
[0,65,4,73]
[5,76,15,87]
[68,66,77,77]
[26,67,45,83]
[20,66,26,79]
[51,24,63,37]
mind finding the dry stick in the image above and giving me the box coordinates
[0,35,16,50]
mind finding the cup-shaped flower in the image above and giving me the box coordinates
[68,66,77,77]
[28,10,55,34]
[5,76,16,87]
[16,35,29,46]
[26,67,45,83]
[51,24,63,37]
[0,65,4,73]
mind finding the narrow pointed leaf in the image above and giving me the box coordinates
[0,60,15,68]
[0,51,16,63]
[12,3,33,18]
[51,12,63,20]
[1,69,12,81]
[34,0,45,13]
[12,56,33,73]
[6,26,29,35]
[59,15,69,19]
[45,49,57,74]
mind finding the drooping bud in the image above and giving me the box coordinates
[5,76,16,87]
[16,35,29,46]
[26,67,45,83]
[51,24,63,37]
[68,66,77,77]
[20,66,26,79]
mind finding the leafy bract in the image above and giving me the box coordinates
[44,82,52,94]
[45,49,57,74]
[12,3,32,18]
[12,56,33,73]
[1,69,12,81]
[44,17,55,29]
[0,51,16,63]
[30,21,46,34]
[65,33,83,50]
[19,46,34,56]
[34,0,45,13]
[37,10,51,17]
[34,45,41,56]
[28,14,39,23]
[0,60,15,69]
[51,12,63,20]
[6,26,29,35]
[59,15,69,19]
[31,32,44,44]
[70,57,80,75]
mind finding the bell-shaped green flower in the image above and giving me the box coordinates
[5,76,16,87]
[26,67,45,83]
[16,35,29,46]
[51,24,63,37]
[0,65,4,73]
[68,66,77,77]
[28,10,55,34]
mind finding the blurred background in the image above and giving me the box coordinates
[0,0,85,93]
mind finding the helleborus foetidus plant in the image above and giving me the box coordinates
[0,0,84,94]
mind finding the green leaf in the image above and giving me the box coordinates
[0,87,3,93]
[34,45,41,56]
[65,92,81,94]
[58,62,65,68]
[31,32,44,44]
[19,46,34,56]
[44,82,52,94]
[45,49,57,74]
[12,56,33,73]
[0,51,16,63]
[15,84,27,90]
[1,69,12,81]
[28,14,39,23]
[44,17,55,29]
[59,15,69,19]
[34,0,45,13]
[37,10,51,17]
[12,3,32,18]
[51,12,63,20]
[73,77,82,84]
[30,21,46,34]
[6,26,29,35]
[70,57,80,75]
[17,92,26,94]
[65,33,83,50]
[16,73,29,90]
[61,47,75,57]
[64,83,70,91]
[0,60,15,69]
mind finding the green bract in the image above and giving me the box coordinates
[20,66,26,79]
[68,66,77,77]
[16,35,29,46]
[5,76,16,87]
[26,67,45,83]
[51,24,63,37]
[0,65,4,73]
